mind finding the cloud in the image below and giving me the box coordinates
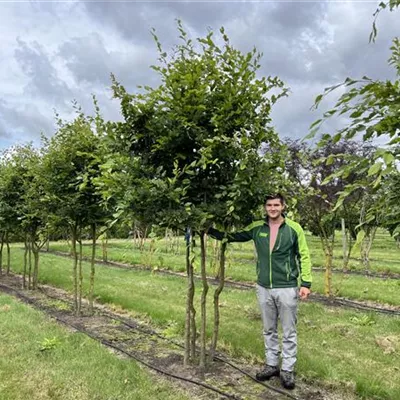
[14,38,73,106]
[58,32,159,91]
[0,0,399,150]
[0,99,55,144]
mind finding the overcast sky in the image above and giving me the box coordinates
[0,1,398,150]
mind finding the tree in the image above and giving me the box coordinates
[308,2,400,239]
[110,21,287,369]
[285,139,376,294]
[42,108,107,315]
[15,144,49,289]
[0,144,47,287]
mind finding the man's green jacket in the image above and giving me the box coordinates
[208,217,312,289]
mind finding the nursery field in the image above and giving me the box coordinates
[49,229,400,273]
[48,230,400,306]
[2,245,400,400]
[1,2,400,399]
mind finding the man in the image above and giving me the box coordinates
[208,194,311,390]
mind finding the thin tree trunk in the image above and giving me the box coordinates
[28,237,32,289]
[175,230,180,255]
[346,234,353,268]
[23,236,28,289]
[366,227,377,264]
[361,226,377,271]
[89,224,96,314]
[0,231,4,276]
[210,239,219,278]
[199,231,208,370]
[71,225,78,314]
[341,219,348,270]
[189,236,197,361]
[165,228,169,254]
[141,226,148,252]
[102,233,108,262]
[319,221,335,297]
[184,227,192,366]
[324,244,333,296]
[209,241,227,362]
[133,222,138,249]
[5,232,10,275]
[77,235,83,316]
[32,243,40,290]
[66,237,72,255]
[361,240,369,270]
[138,228,144,252]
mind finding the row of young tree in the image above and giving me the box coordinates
[1,3,399,368]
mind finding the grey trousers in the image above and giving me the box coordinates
[256,285,298,372]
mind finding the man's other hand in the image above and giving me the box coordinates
[299,287,311,300]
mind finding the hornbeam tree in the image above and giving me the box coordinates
[42,109,107,315]
[111,22,287,369]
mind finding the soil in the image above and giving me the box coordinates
[0,272,353,400]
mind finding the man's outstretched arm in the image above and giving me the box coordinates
[208,221,262,243]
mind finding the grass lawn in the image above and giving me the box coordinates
[0,292,189,400]
[48,240,400,306]
[48,230,400,276]
[6,249,400,400]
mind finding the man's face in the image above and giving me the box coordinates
[265,198,285,220]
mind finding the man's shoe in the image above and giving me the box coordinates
[255,365,280,381]
[280,370,295,390]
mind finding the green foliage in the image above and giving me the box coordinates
[308,3,400,237]
[109,22,288,234]
[370,0,400,42]
[0,144,48,244]
[285,139,372,242]
[42,107,109,231]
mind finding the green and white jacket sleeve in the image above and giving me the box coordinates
[208,226,253,243]
[296,227,312,288]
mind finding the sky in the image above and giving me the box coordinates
[0,0,398,150]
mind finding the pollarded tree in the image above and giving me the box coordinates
[111,22,288,368]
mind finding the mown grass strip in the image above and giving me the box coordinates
[7,249,400,400]
[0,292,190,400]
[49,231,400,275]
[48,242,400,306]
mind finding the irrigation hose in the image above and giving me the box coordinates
[2,280,302,400]
[0,282,241,400]
[37,287,300,400]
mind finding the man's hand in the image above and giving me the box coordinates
[299,287,311,300]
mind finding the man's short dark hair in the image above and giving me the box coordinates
[265,193,285,205]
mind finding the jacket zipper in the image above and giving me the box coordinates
[269,252,272,288]
[270,226,283,288]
